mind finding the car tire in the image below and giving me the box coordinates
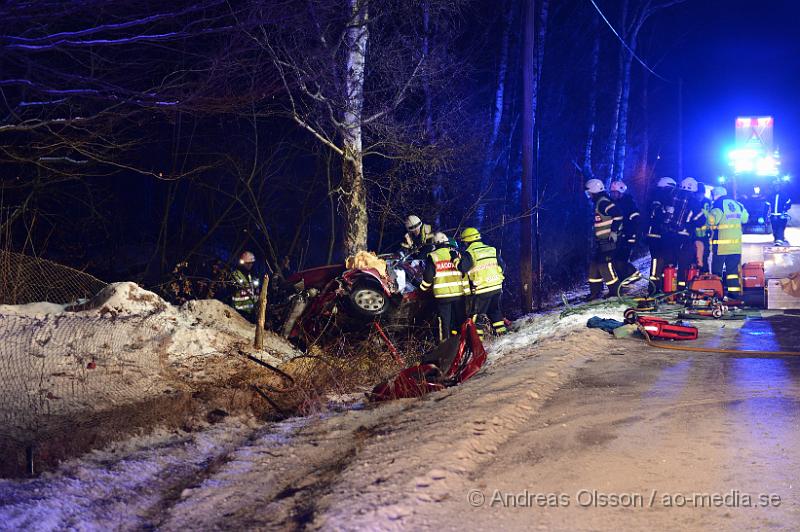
[349,282,389,317]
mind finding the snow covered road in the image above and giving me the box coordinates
[3,304,800,531]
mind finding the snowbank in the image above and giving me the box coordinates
[487,301,627,364]
[0,282,301,449]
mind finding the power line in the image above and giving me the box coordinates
[587,0,674,83]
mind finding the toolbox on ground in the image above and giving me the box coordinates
[689,274,724,298]
[764,247,800,279]
[766,278,800,310]
[742,262,765,289]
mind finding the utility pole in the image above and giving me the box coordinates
[678,77,683,181]
[520,0,536,314]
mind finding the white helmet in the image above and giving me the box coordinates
[657,177,677,189]
[585,179,605,194]
[433,232,449,244]
[679,177,698,192]
[610,181,627,194]
[239,250,255,265]
[405,214,422,233]
[712,186,727,199]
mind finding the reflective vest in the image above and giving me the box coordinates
[594,196,623,241]
[465,242,504,295]
[403,223,434,249]
[695,198,712,239]
[709,198,749,256]
[231,269,257,312]
[428,247,464,299]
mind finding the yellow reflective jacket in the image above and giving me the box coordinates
[708,198,749,255]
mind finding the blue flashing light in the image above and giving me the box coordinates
[718,176,727,184]
[758,217,765,224]
[782,175,791,182]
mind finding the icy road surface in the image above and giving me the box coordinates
[2,304,800,531]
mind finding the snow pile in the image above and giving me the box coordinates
[0,301,67,317]
[487,301,627,364]
[0,282,301,442]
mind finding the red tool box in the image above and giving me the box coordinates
[742,262,765,289]
[689,274,724,298]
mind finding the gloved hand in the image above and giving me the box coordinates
[450,249,460,261]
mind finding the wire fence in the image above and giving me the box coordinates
[0,251,107,305]
[0,252,175,456]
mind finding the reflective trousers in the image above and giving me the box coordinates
[711,254,742,296]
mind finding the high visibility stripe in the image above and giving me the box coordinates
[726,274,739,280]
[589,277,604,283]
[435,281,463,288]
[712,239,740,245]
[472,285,503,295]
[728,286,742,292]
[595,219,614,227]
[647,233,662,238]
[492,321,505,327]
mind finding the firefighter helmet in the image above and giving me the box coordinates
[657,177,677,189]
[460,227,481,243]
[239,251,256,265]
[610,180,627,194]
[680,177,699,192]
[713,186,727,199]
[433,232,449,244]
[585,179,605,194]
[405,214,422,232]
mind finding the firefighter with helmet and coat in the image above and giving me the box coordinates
[458,227,507,337]
[230,250,260,322]
[693,181,713,272]
[585,179,624,300]
[708,186,749,297]
[419,232,466,342]
[770,179,792,245]
[401,214,434,255]
[672,177,707,289]
[608,180,642,286]
[645,177,677,293]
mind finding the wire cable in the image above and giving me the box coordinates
[587,0,675,83]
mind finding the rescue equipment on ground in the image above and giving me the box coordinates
[369,319,487,401]
[623,310,698,340]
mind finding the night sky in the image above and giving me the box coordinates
[662,0,800,181]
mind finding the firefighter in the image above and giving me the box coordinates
[458,227,507,337]
[770,180,792,245]
[585,179,623,300]
[401,214,434,253]
[645,177,677,292]
[673,177,707,288]
[708,186,749,298]
[230,250,260,321]
[693,182,713,273]
[609,180,641,286]
[419,232,466,341]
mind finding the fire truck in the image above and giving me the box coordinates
[721,116,790,234]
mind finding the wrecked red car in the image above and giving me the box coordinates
[273,252,433,344]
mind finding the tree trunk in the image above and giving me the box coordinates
[612,39,637,182]
[604,0,629,186]
[475,0,513,228]
[341,0,369,257]
[520,0,536,313]
[583,13,599,178]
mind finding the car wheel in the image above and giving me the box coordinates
[349,282,389,317]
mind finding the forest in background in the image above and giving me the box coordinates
[0,0,691,313]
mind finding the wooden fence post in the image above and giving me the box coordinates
[254,273,270,349]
